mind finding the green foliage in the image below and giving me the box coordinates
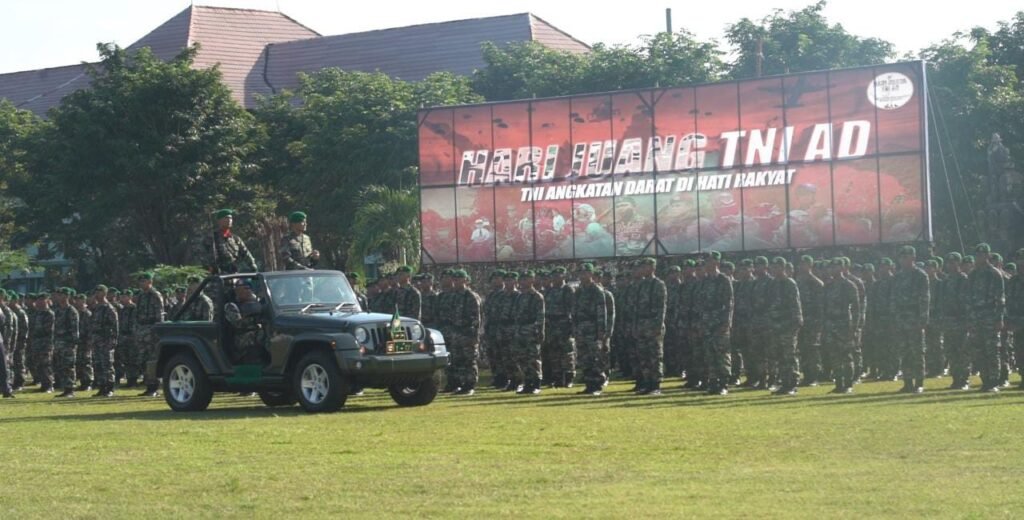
[346,185,421,276]
[139,264,209,290]
[725,0,894,78]
[0,249,37,275]
[0,100,40,246]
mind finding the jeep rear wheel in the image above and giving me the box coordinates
[163,353,213,412]
[258,390,296,407]
[388,370,441,407]
[292,351,348,413]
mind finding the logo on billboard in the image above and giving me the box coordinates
[867,72,914,110]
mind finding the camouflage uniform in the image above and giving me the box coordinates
[796,270,824,384]
[747,271,775,386]
[30,306,55,389]
[511,286,545,390]
[494,285,520,388]
[574,280,608,390]
[891,263,930,389]
[224,300,266,364]
[12,303,29,388]
[133,288,165,387]
[90,300,119,391]
[968,258,1006,390]
[873,269,899,379]
[1007,269,1023,384]
[925,273,945,377]
[395,284,422,321]
[76,303,94,388]
[601,284,616,384]
[543,281,575,386]
[700,270,734,392]
[767,273,803,390]
[681,272,704,387]
[117,302,135,383]
[822,270,860,391]
[614,280,637,377]
[732,274,756,385]
[863,274,886,378]
[848,273,868,379]
[481,287,505,385]
[0,302,14,378]
[53,302,80,391]
[940,269,971,387]
[663,275,684,379]
[187,292,215,321]
[280,231,317,270]
[632,274,667,389]
[199,229,257,274]
[446,285,481,390]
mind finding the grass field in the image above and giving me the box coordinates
[2,374,1023,518]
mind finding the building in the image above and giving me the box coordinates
[0,5,590,116]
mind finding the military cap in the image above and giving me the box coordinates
[932,256,944,268]
[914,261,925,268]
[93,285,108,293]
[214,208,235,220]
[706,250,722,261]
[963,255,975,264]
[288,211,307,223]
[830,257,845,267]
[451,269,469,279]
[637,257,657,266]
[926,259,939,268]
[38,291,50,298]
[841,257,852,266]
[489,269,506,280]
[722,261,735,271]
[666,265,682,273]
[771,256,787,266]
[552,266,567,275]
[0,291,7,300]
[683,259,696,268]
[974,242,991,254]
[577,263,596,273]
[521,270,536,278]
[880,257,894,266]
[137,272,154,281]
[503,271,519,280]
[441,268,456,276]
[395,265,413,274]
[864,263,876,272]
[1005,262,1017,273]
[946,252,963,263]
[536,269,550,277]
[754,256,769,266]
[739,259,754,268]
[993,253,1004,263]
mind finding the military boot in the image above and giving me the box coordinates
[899,379,915,393]
[55,388,75,398]
[138,385,160,397]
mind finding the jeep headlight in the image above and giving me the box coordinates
[410,324,425,341]
[354,327,369,344]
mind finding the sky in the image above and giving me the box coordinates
[2,0,1020,74]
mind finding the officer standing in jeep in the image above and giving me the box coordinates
[280,211,320,270]
[197,209,258,274]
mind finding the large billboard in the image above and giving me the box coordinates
[418,61,929,263]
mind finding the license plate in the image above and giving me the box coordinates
[386,340,416,354]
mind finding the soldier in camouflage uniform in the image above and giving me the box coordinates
[663,265,684,381]
[0,291,12,398]
[185,276,215,321]
[197,208,258,274]
[599,272,616,389]
[480,271,505,388]
[891,246,930,393]
[347,273,370,310]
[700,252,734,395]
[52,288,80,398]
[842,259,868,382]
[680,261,703,389]
[446,270,481,395]
[134,273,166,397]
[766,257,803,394]
[574,264,608,395]
[1009,250,1024,389]
[993,253,1013,386]
[631,258,667,395]
[90,285,119,397]
[512,271,545,394]
[116,289,135,386]
[822,258,861,393]
[939,253,972,390]
[73,291,94,391]
[795,256,824,386]
[414,274,438,329]
[745,257,774,388]
[30,292,56,392]
[615,270,637,380]
[392,266,421,321]
[224,281,267,366]
[494,271,520,391]
[924,258,946,377]
[0,291,14,386]
[10,292,29,391]
[280,211,320,270]
[968,243,1006,392]
[543,267,576,388]
[732,259,755,386]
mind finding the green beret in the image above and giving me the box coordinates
[637,257,657,266]
[577,263,596,273]
[1005,262,1017,272]
[73,292,87,300]
[452,269,469,279]
[800,255,815,264]
[666,265,681,273]
[926,259,939,268]
[489,270,506,280]
[683,259,696,268]
[771,256,787,266]
[38,291,51,298]
[842,257,852,266]
[288,211,307,223]
[975,242,991,254]
[946,252,962,263]
[963,255,975,264]
[503,271,519,280]
[522,270,536,278]
[993,253,1004,263]
[186,275,202,284]
[739,259,754,267]
[706,251,722,261]
[754,256,769,266]
[138,272,154,281]
[214,208,235,220]
[880,257,894,266]
[721,261,735,270]
[831,257,845,267]
[396,265,413,274]
[441,268,455,276]
[864,263,876,272]
[536,269,550,277]
[94,285,108,293]
[552,266,567,275]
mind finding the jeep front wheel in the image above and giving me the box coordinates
[293,351,348,413]
[163,353,213,412]
[388,370,441,407]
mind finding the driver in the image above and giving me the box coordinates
[224,280,267,365]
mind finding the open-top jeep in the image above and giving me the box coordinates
[146,270,448,413]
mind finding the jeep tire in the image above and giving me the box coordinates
[163,353,213,412]
[388,370,441,407]
[293,350,348,413]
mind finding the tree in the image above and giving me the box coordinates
[0,100,40,247]
[725,1,894,79]
[7,44,269,283]
[254,70,481,270]
[346,185,420,276]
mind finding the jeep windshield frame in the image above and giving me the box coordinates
[263,271,362,314]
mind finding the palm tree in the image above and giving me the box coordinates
[347,185,420,274]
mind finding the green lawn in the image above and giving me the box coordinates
[2,374,1022,518]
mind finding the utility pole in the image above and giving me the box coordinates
[665,8,672,33]
[755,36,764,78]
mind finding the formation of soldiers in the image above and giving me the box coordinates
[358,242,1023,398]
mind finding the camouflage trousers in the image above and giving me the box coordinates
[971,323,1002,389]
[797,324,822,384]
[822,323,855,388]
[1013,324,1024,372]
[12,339,26,386]
[735,323,761,384]
[663,325,683,379]
[688,326,706,384]
[861,322,882,376]
[543,326,576,384]
[481,331,502,377]
[512,325,543,386]
[92,340,116,387]
[116,335,133,381]
[133,326,159,385]
[770,327,801,389]
[941,323,970,386]
[613,323,633,376]
[447,331,479,389]
[54,340,77,390]
[702,325,732,386]
[575,323,607,389]
[894,324,926,384]
[496,325,519,381]
[29,340,54,388]
[925,324,945,377]
[77,339,94,386]
[0,339,9,393]
[634,325,665,384]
